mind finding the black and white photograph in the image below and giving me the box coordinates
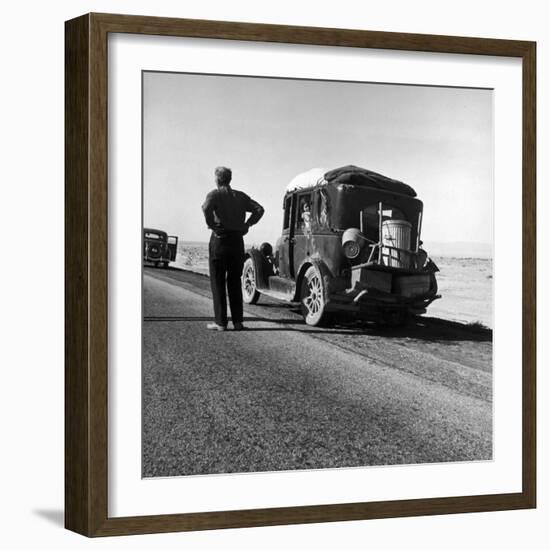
[141,71,493,478]
[2,0,545,544]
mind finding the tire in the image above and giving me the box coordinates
[242,257,260,304]
[147,243,162,261]
[300,265,328,326]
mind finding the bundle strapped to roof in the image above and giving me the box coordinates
[324,165,417,197]
[285,165,417,197]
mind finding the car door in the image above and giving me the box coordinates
[292,192,313,276]
[278,194,296,278]
[167,235,178,261]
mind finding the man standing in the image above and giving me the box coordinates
[202,167,264,331]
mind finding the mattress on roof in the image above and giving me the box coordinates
[324,165,417,197]
[285,165,416,197]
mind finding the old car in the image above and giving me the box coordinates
[241,165,440,326]
[143,228,178,268]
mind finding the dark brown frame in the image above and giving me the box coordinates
[65,12,536,537]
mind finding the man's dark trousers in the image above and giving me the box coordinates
[208,232,245,327]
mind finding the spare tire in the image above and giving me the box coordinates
[147,243,162,260]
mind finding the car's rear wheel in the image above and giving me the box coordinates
[242,257,260,304]
[300,265,328,326]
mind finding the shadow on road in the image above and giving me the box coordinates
[352,317,492,343]
[144,314,492,343]
[144,267,492,343]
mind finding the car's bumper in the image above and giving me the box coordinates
[326,286,440,317]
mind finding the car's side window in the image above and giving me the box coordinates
[316,188,330,229]
[283,196,292,230]
[296,193,312,232]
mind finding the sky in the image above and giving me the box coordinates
[143,71,493,252]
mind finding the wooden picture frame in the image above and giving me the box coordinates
[65,12,536,537]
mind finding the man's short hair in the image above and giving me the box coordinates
[215,166,232,186]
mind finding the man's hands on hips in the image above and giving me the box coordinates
[213,224,227,237]
[212,221,251,237]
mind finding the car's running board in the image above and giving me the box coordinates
[257,289,296,302]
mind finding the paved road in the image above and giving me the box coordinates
[143,267,492,477]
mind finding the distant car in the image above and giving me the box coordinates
[242,165,440,326]
[143,228,178,268]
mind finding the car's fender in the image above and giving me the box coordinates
[292,258,334,303]
[244,247,271,290]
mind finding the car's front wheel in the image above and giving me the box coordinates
[242,257,260,304]
[300,265,328,326]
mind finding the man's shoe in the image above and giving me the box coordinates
[206,322,226,331]
[233,322,245,331]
